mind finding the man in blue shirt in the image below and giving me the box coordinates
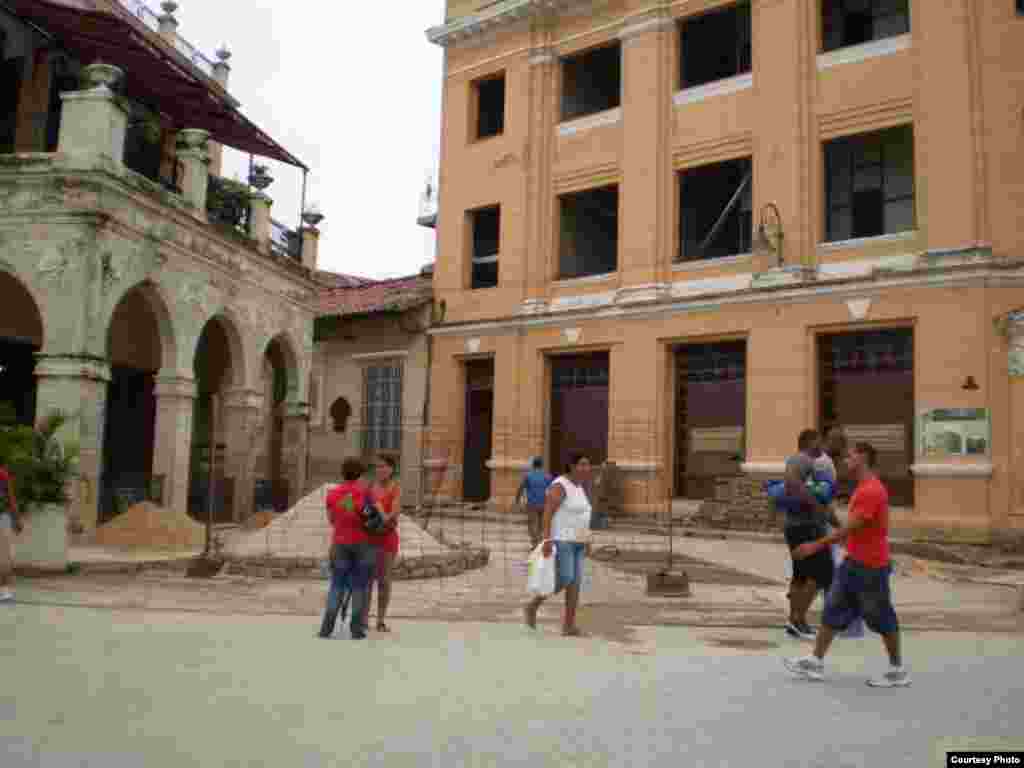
[516,457,552,548]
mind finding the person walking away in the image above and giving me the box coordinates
[784,442,910,687]
[523,453,593,637]
[319,458,377,640]
[516,457,552,548]
[783,429,834,640]
[366,455,401,633]
[0,462,22,602]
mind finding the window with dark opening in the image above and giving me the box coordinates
[822,0,910,53]
[561,44,621,122]
[559,185,619,279]
[475,74,505,139]
[679,158,752,262]
[470,206,500,289]
[825,124,914,242]
[680,2,752,89]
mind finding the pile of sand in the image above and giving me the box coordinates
[95,501,205,551]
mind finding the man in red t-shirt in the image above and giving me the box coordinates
[0,465,23,602]
[784,442,910,688]
[318,458,377,640]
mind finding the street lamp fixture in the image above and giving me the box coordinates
[302,203,324,228]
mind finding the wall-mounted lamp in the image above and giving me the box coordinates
[962,376,979,391]
[753,202,784,268]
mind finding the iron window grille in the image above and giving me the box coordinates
[362,362,403,454]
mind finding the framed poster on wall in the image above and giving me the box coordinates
[918,408,990,459]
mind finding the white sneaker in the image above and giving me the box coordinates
[867,666,911,688]
[0,590,14,602]
[783,654,825,681]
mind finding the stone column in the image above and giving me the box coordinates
[177,129,210,215]
[58,62,128,171]
[209,46,232,176]
[300,226,320,271]
[152,376,197,518]
[222,389,265,522]
[249,191,273,252]
[33,356,111,534]
[282,403,311,509]
[158,1,179,44]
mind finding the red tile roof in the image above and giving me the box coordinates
[315,272,433,319]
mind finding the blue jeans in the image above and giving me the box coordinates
[320,542,377,637]
[554,542,586,593]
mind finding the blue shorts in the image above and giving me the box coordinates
[555,542,586,592]
[822,559,899,635]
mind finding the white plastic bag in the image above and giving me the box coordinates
[527,542,557,597]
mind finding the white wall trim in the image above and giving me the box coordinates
[557,107,622,137]
[670,273,753,299]
[486,457,532,471]
[350,350,410,362]
[673,72,753,107]
[618,15,673,42]
[429,258,1024,336]
[741,462,787,474]
[672,254,752,273]
[816,33,912,71]
[818,231,918,253]
[552,271,618,288]
[910,463,994,479]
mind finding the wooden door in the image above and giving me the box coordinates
[463,360,494,502]
[819,329,914,506]
[550,353,610,477]
[675,342,746,499]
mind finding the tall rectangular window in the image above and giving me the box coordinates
[679,158,753,262]
[469,205,500,289]
[825,124,915,243]
[822,0,910,53]
[474,74,505,139]
[362,362,402,454]
[561,43,622,122]
[559,185,619,279]
[680,2,752,89]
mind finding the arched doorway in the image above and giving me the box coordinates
[101,284,169,522]
[0,270,43,426]
[260,336,293,512]
[189,316,241,523]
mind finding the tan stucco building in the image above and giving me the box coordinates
[423,0,1024,542]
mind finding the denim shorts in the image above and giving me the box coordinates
[555,541,586,592]
[822,558,899,635]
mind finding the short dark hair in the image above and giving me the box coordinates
[341,458,365,482]
[853,441,877,468]
[531,457,543,470]
[797,429,820,451]
[566,452,588,473]
[378,455,398,472]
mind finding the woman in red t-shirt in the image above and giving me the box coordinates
[366,455,401,633]
[318,458,377,640]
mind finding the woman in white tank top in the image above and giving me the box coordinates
[524,453,593,637]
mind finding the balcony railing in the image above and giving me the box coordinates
[117,0,216,78]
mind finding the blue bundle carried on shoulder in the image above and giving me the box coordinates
[764,471,835,510]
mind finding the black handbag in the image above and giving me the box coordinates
[361,499,389,535]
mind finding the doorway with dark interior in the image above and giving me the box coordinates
[463,359,494,503]
[0,271,43,427]
[549,352,610,479]
[674,341,747,500]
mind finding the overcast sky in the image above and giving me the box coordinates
[173,0,444,280]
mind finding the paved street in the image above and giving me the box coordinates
[2,601,1022,767]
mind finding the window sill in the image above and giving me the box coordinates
[818,231,917,253]
[469,133,505,146]
[469,285,501,292]
[557,107,623,137]
[672,253,752,272]
[910,462,993,479]
[553,271,618,287]
[673,73,753,107]
[350,350,409,362]
[817,33,912,71]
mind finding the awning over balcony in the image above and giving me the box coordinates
[4,0,306,168]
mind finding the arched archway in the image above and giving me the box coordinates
[189,314,245,523]
[0,270,44,426]
[101,283,174,521]
[260,334,298,512]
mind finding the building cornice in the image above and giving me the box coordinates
[426,0,593,47]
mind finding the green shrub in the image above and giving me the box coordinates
[0,410,79,513]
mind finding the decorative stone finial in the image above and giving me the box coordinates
[177,128,210,150]
[81,62,124,90]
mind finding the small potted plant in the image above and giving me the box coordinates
[0,410,79,570]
